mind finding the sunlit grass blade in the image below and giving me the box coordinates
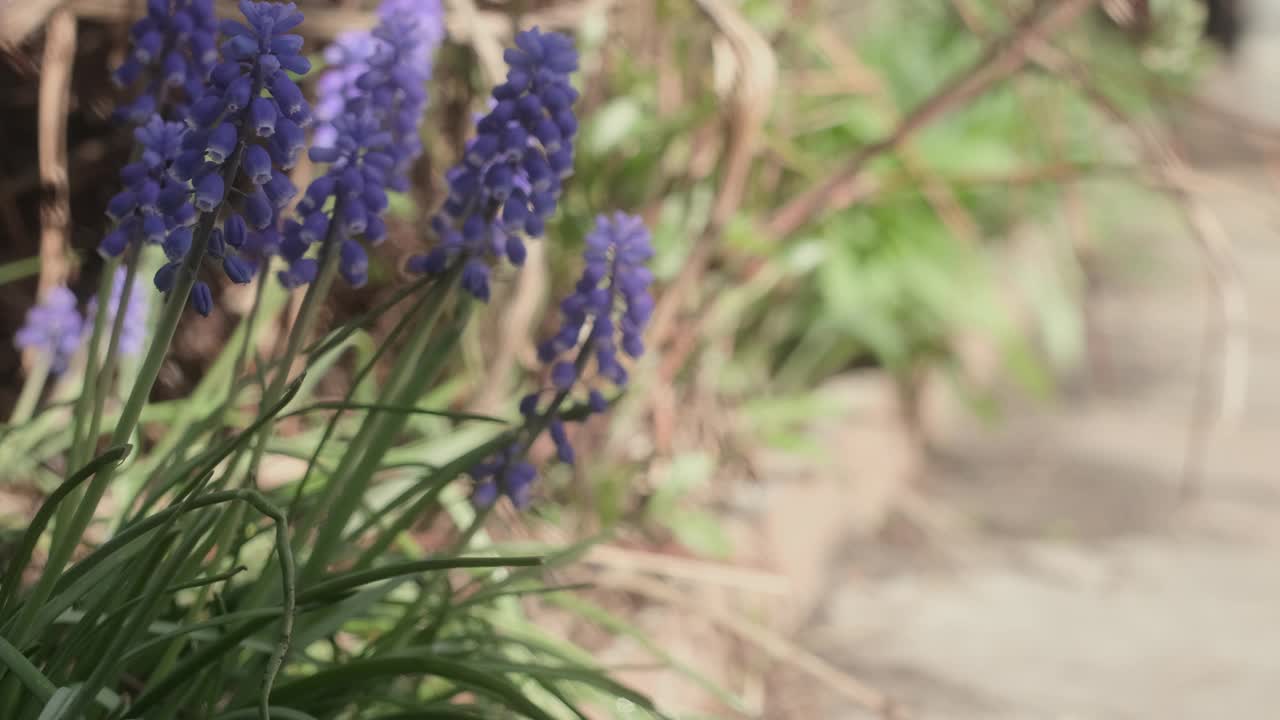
[34,686,75,720]
[352,431,516,569]
[298,556,542,605]
[279,401,508,425]
[468,660,661,715]
[550,594,749,715]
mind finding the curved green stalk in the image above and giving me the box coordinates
[8,353,51,426]
[69,258,120,469]
[243,220,345,486]
[85,252,141,461]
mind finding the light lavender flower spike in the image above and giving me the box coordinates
[87,267,151,358]
[312,0,444,152]
[15,287,85,375]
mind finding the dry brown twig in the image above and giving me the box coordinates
[645,0,778,386]
[33,9,77,348]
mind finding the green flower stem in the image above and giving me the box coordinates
[63,488,296,720]
[175,226,345,687]
[148,265,274,682]
[447,327,594,552]
[8,353,51,426]
[69,259,120,469]
[9,146,238,652]
[84,251,141,464]
[229,267,271,409]
[240,217,344,486]
[284,285,430,522]
[298,270,465,583]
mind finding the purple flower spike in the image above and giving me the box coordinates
[86,267,151,358]
[407,26,580,301]
[469,444,539,509]
[467,213,653,510]
[112,0,217,125]
[101,117,195,264]
[279,0,440,289]
[15,287,84,375]
[147,1,315,308]
[313,0,443,159]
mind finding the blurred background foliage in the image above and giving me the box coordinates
[505,0,1214,548]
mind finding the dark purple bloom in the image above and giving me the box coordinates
[15,287,84,375]
[152,1,312,310]
[112,0,217,124]
[469,213,653,508]
[407,26,580,301]
[101,117,199,269]
[470,445,538,509]
[279,5,437,288]
[313,0,443,152]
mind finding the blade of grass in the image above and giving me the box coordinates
[269,655,559,720]
[0,635,55,703]
[0,255,41,286]
[278,402,507,425]
[0,444,132,618]
[298,556,542,605]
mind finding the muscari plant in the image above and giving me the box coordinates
[0,2,667,718]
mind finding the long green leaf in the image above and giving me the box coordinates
[0,444,132,618]
[302,275,432,359]
[270,655,558,720]
[15,536,156,643]
[470,660,658,712]
[128,615,278,716]
[279,402,507,425]
[353,431,516,569]
[0,635,54,703]
[298,556,542,605]
[0,256,41,286]
[113,608,286,664]
[34,687,74,720]
[366,709,490,720]
[212,707,318,720]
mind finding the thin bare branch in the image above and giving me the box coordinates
[36,8,76,297]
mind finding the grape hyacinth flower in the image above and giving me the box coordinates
[160,0,312,314]
[15,287,85,375]
[470,213,655,508]
[407,27,580,301]
[280,8,437,288]
[112,0,218,124]
[102,116,197,260]
[87,267,151,358]
[313,0,443,154]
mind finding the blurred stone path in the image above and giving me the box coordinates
[785,47,1280,720]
